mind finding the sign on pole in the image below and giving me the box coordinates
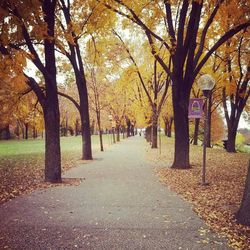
[188,98,203,119]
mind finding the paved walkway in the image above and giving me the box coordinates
[0,136,230,249]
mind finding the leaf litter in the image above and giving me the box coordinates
[0,152,84,205]
[147,138,250,250]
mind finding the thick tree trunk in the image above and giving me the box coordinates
[6,125,11,140]
[22,125,25,139]
[1,125,11,140]
[99,130,104,151]
[151,124,157,148]
[126,120,131,137]
[171,80,190,169]
[78,78,93,160]
[25,123,28,140]
[42,0,61,183]
[226,128,237,152]
[16,121,20,139]
[164,126,167,136]
[193,118,200,145]
[44,104,61,183]
[80,112,92,160]
[131,125,135,136]
[32,127,36,139]
[116,125,120,142]
[167,117,173,137]
[163,116,173,137]
[145,126,152,143]
[151,112,158,148]
[235,160,250,226]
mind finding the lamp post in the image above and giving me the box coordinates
[197,74,215,186]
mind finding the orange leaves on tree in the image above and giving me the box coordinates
[31,23,48,41]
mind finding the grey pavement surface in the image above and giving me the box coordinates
[0,136,230,250]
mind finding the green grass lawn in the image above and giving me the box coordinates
[0,134,110,156]
[0,134,112,204]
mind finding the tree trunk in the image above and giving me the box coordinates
[151,124,157,148]
[1,125,11,140]
[90,119,95,135]
[43,104,61,183]
[126,119,131,137]
[22,124,25,139]
[43,0,61,183]
[226,128,237,152]
[112,128,116,143]
[16,121,20,139]
[163,116,173,137]
[80,113,92,160]
[122,126,125,139]
[235,160,250,226]
[75,119,79,136]
[171,80,190,169]
[65,111,68,137]
[78,78,93,160]
[96,112,104,151]
[151,111,158,148]
[167,117,173,137]
[99,130,104,151]
[164,125,167,136]
[25,123,28,140]
[131,125,135,136]
[33,126,36,139]
[145,126,152,143]
[193,118,200,145]
[116,125,120,142]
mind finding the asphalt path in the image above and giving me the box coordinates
[0,136,230,249]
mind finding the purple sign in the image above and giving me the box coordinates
[188,98,203,119]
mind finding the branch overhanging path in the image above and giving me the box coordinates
[0,136,230,249]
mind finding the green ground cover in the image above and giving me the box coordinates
[0,135,110,156]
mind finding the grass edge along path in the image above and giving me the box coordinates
[0,135,114,205]
[147,136,250,250]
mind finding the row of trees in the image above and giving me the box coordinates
[0,0,249,225]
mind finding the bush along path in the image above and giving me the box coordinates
[0,136,230,249]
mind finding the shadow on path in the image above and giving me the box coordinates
[0,136,230,249]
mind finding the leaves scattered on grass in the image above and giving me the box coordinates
[147,138,250,250]
[0,152,84,205]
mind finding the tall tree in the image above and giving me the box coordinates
[114,31,169,148]
[56,0,94,159]
[98,0,250,168]
[222,34,250,152]
[88,67,109,151]
[85,36,111,151]
[0,0,61,182]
